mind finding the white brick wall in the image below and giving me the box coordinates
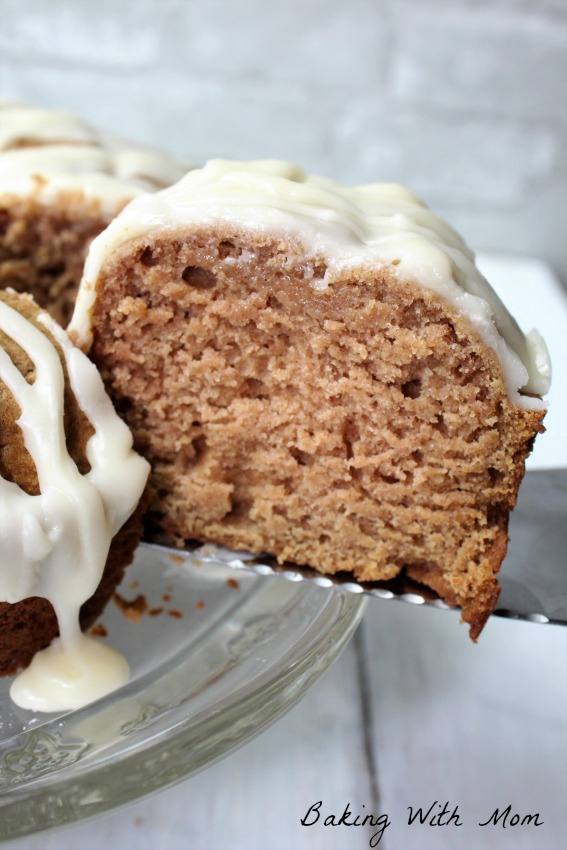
[1,0,566,277]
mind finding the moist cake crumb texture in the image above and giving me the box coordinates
[86,225,545,640]
[0,104,187,325]
[0,193,112,326]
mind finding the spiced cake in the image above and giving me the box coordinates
[0,104,186,326]
[69,160,551,639]
[0,289,149,682]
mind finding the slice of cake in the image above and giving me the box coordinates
[0,104,187,326]
[69,160,550,639]
[0,289,149,707]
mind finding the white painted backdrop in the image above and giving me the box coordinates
[0,2,566,848]
[1,0,567,278]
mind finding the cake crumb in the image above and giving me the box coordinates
[113,591,148,622]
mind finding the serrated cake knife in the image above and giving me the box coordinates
[142,468,567,628]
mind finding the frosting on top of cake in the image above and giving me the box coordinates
[0,292,149,711]
[70,159,551,410]
[0,104,187,207]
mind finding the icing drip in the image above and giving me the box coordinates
[9,634,130,713]
[0,295,149,712]
[70,160,551,409]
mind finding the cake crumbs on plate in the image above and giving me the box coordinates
[168,553,185,566]
[113,591,149,622]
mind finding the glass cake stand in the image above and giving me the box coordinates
[0,545,365,840]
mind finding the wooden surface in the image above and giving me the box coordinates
[4,599,566,850]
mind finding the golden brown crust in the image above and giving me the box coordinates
[0,290,143,675]
[87,225,545,639]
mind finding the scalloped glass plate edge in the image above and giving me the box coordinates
[0,561,365,841]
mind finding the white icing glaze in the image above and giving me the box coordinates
[0,104,187,208]
[9,633,129,713]
[0,104,98,147]
[69,160,551,410]
[0,294,149,712]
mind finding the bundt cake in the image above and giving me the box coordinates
[69,160,550,639]
[0,104,186,326]
[0,289,149,707]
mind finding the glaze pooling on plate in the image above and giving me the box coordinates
[0,547,365,838]
[0,294,149,711]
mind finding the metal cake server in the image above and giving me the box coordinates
[142,468,567,628]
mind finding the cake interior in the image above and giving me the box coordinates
[87,226,545,638]
[0,193,114,327]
